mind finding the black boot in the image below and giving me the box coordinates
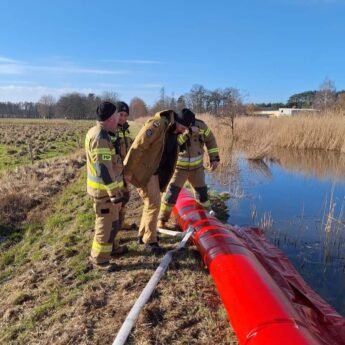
[145,242,165,256]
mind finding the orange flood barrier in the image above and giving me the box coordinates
[173,189,345,345]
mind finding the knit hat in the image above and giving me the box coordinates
[96,101,116,121]
[175,108,195,127]
[115,101,129,114]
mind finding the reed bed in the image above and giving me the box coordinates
[198,110,345,156]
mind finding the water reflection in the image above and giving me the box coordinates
[207,148,345,316]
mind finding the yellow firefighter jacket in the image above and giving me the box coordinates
[124,110,177,189]
[176,118,219,170]
[85,122,124,199]
[109,122,134,161]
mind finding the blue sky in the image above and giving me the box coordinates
[0,0,345,105]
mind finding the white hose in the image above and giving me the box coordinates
[112,227,195,345]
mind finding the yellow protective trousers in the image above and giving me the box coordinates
[91,198,120,264]
[137,175,161,244]
[159,167,210,222]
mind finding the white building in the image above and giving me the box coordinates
[278,108,316,116]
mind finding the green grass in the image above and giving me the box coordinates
[0,144,30,170]
[0,171,99,343]
[0,137,81,172]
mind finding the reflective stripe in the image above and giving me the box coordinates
[87,176,123,191]
[87,179,118,191]
[92,240,112,253]
[199,200,211,209]
[90,148,115,155]
[160,203,172,212]
[177,135,186,145]
[177,155,203,163]
[208,148,219,154]
[204,128,211,137]
[118,132,132,138]
[176,159,203,167]
[86,152,97,176]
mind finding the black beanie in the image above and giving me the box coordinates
[96,101,116,121]
[115,101,129,114]
[175,108,195,127]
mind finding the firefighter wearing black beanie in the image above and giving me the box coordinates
[85,100,124,273]
[96,101,117,121]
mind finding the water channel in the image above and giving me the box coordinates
[207,149,345,316]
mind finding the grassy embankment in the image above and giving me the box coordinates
[0,118,237,345]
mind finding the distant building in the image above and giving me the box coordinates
[253,108,317,117]
[278,108,317,116]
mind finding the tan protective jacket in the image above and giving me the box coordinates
[124,110,176,188]
[176,118,219,170]
[85,122,124,199]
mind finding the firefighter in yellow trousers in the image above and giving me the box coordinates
[124,109,194,255]
[158,109,220,227]
[86,101,124,272]
[108,101,136,255]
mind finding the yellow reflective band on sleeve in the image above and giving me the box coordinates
[204,128,211,137]
[208,148,219,154]
[86,152,97,176]
[92,240,112,253]
[177,135,186,145]
[160,203,172,212]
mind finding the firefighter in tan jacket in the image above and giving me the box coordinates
[124,109,194,255]
[158,109,220,227]
[85,101,124,272]
[108,101,136,255]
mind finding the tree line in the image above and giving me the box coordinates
[255,78,345,111]
[0,85,244,119]
[1,78,344,119]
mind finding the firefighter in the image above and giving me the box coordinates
[85,101,124,272]
[108,101,136,255]
[114,101,136,230]
[123,109,194,255]
[158,109,220,228]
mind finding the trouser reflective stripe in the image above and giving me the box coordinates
[199,199,211,209]
[159,167,208,221]
[160,203,172,212]
[92,240,112,253]
[91,198,120,264]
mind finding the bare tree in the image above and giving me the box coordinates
[313,78,337,110]
[101,91,119,103]
[186,84,207,113]
[336,93,345,113]
[129,97,148,119]
[37,95,56,119]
